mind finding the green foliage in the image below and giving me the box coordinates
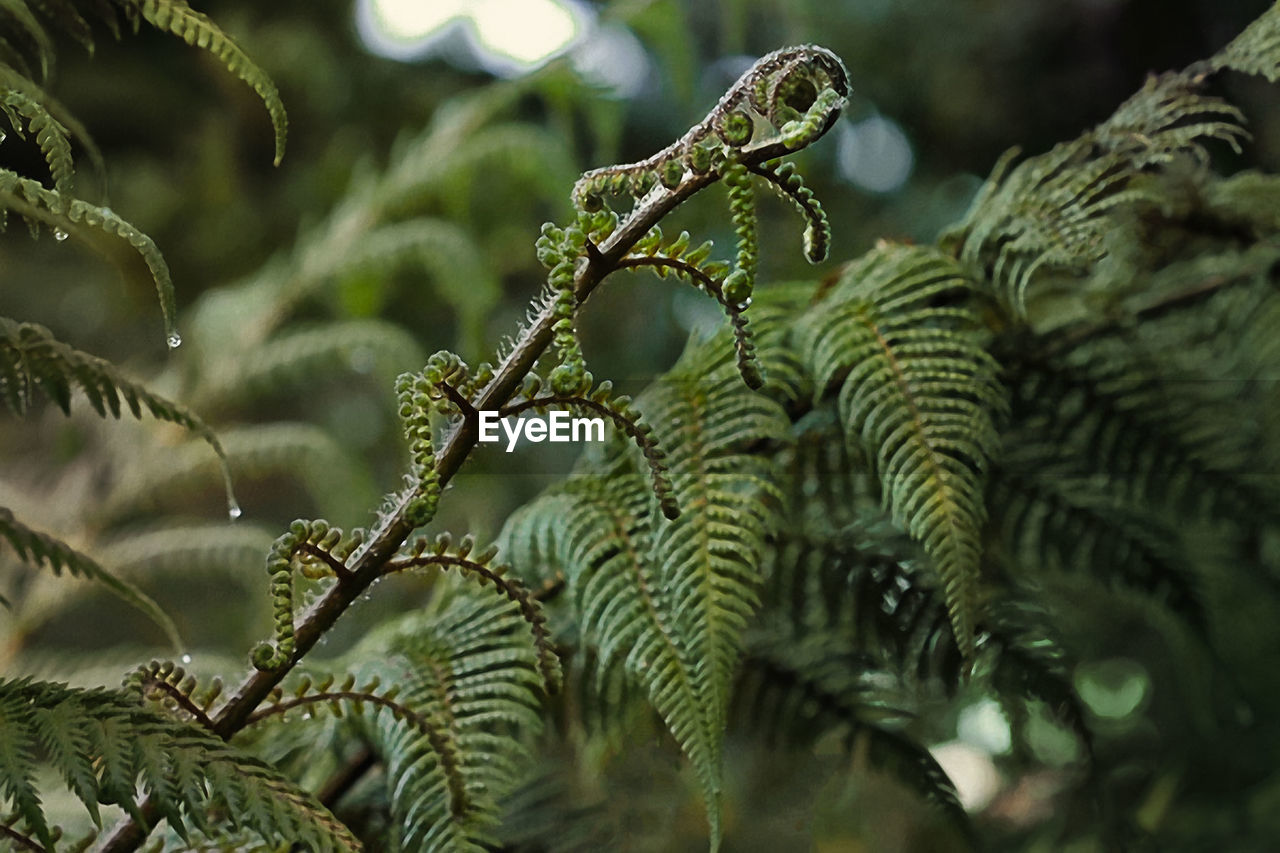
[0,677,357,850]
[354,593,547,852]
[8,3,1280,852]
[0,508,179,647]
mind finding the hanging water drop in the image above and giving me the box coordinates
[166,331,183,349]
[181,653,192,664]
[228,501,243,522]
[54,228,69,242]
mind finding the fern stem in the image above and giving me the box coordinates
[0,825,46,853]
[296,541,353,581]
[95,132,821,853]
[315,746,376,809]
[138,677,216,731]
[243,690,436,732]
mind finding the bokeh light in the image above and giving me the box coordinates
[837,114,915,194]
[356,0,590,76]
[930,741,1003,812]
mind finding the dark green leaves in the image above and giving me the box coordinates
[797,246,1006,659]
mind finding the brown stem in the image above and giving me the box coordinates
[316,746,377,809]
[140,678,216,731]
[0,825,45,853]
[94,132,817,853]
[296,542,353,582]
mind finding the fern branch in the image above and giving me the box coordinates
[95,49,847,852]
[385,547,561,693]
[0,823,45,853]
[1,678,359,851]
[500,385,678,519]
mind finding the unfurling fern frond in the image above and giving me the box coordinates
[618,225,765,389]
[252,519,365,670]
[387,532,562,693]
[355,593,546,852]
[797,244,1007,660]
[0,507,180,647]
[501,373,677,518]
[0,678,358,850]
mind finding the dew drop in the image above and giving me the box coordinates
[228,501,243,522]
[54,228,69,242]
[166,331,183,349]
[181,654,192,664]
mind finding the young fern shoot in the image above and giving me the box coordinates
[94,44,849,853]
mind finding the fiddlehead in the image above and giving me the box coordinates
[550,46,849,393]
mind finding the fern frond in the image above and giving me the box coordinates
[500,470,729,845]
[0,0,54,80]
[0,318,237,513]
[0,65,107,186]
[246,672,441,740]
[747,159,831,263]
[29,0,98,52]
[616,227,765,389]
[126,660,221,730]
[735,628,971,836]
[328,219,500,356]
[0,171,178,343]
[501,375,678,518]
[0,678,358,850]
[797,245,1006,660]
[388,533,562,693]
[643,352,788,738]
[102,423,374,525]
[0,90,73,193]
[990,452,1208,633]
[1002,345,1270,525]
[120,0,287,165]
[252,519,367,670]
[1211,0,1280,82]
[948,73,1247,318]
[356,594,546,852]
[193,319,423,410]
[0,507,180,648]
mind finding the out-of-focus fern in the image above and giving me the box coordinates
[0,508,179,646]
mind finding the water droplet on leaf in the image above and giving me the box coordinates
[167,331,183,349]
[228,503,243,521]
[181,654,192,664]
[54,228,69,242]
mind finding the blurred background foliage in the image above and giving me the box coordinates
[3,0,1280,849]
